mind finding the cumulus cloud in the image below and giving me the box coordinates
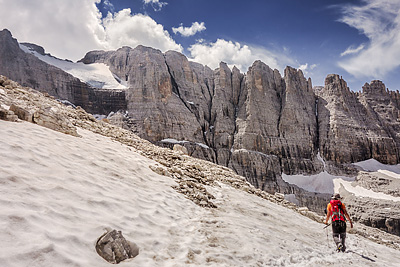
[0,0,294,74]
[188,39,294,73]
[172,22,206,37]
[337,0,400,78]
[143,0,167,11]
[102,9,182,52]
[0,0,105,61]
[0,0,181,61]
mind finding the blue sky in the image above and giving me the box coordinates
[1,0,399,91]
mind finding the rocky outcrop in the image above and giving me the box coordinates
[355,171,400,197]
[0,75,79,136]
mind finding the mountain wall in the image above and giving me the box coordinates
[0,29,126,115]
[79,45,400,212]
[317,75,400,169]
[2,28,400,213]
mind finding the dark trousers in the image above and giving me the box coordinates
[332,220,347,248]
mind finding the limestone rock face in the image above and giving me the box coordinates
[0,29,127,115]
[3,28,400,215]
[82,46,202,143]
[0,29,78,101]
[317,75,400,167]
[231,62,322,192]
[360,81,400,164]
[210,64,243,166]
[280,67,319,174]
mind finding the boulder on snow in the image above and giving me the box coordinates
[96,229,139,264]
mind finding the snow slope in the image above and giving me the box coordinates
[19,44,127,90]
[1,120,400,266]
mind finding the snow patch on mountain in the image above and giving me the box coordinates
[354,158,400,174]
[334,178,400,202]
[282,172,353,194]
[19,44,127,90]
[283,156,400,201]
[282,152,353,194]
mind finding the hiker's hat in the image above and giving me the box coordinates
[332,193,341,200]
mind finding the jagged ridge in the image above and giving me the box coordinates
[1,29,400,212]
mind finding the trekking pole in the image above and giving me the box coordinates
[326,228,329,248]
[323,223,331,229]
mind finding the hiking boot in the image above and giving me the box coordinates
[341,245,346,252]
[337,244,343,252]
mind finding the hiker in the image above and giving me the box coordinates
[324,193,353,252]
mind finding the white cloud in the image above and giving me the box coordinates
[143,0,167,11]
[340,44,365,57]
[0,0,181,61]
[102,9,182,53]
[188,39,294,73]
[298,63,317,76]
[298,63,317,71]
[0,0,105,61]
[337,0,400,78]
[172,22,206,37]
[0,0,293,74]
[102,0,115,12]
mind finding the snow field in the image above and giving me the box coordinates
[1,121,400,266]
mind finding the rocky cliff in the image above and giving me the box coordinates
[316,75,400,169]
[0,29,126,115]
[81,48,328,194]
[80,46,400,214]
[2,28,400,215]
